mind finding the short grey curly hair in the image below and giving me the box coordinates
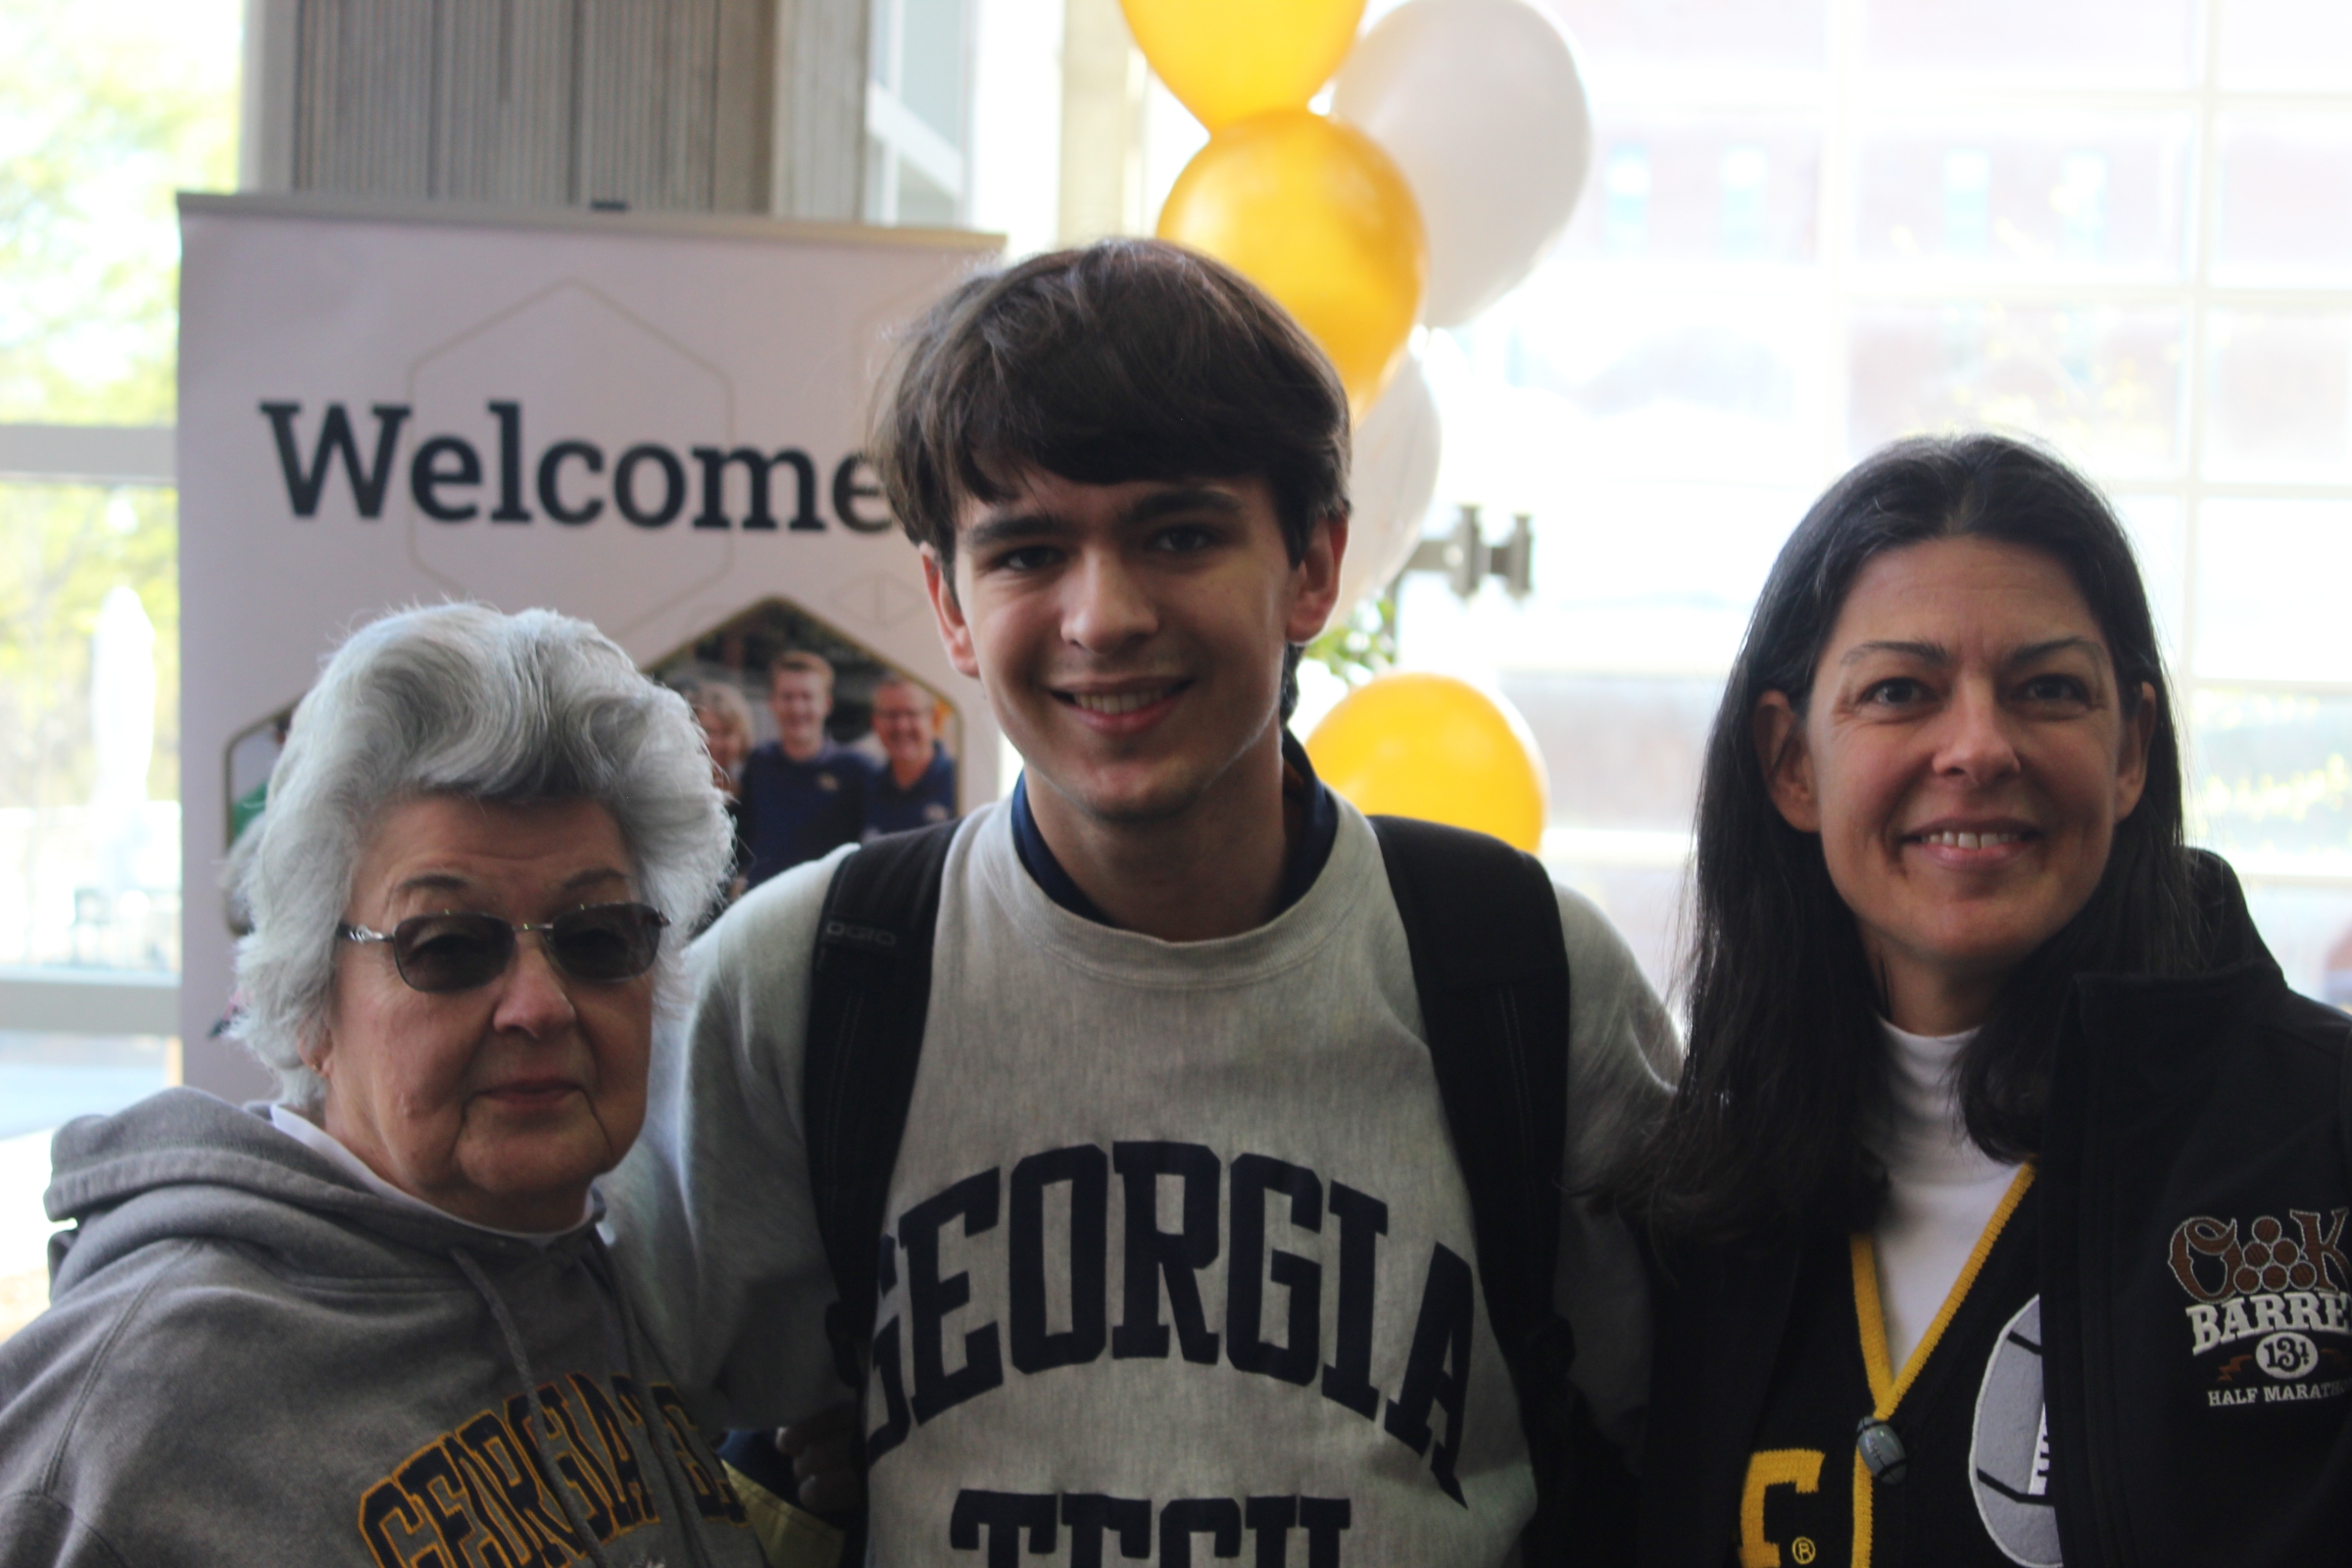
[231,604,733,1105]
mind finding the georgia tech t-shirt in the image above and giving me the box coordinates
[861,808,1541,1564]
[612,798,1682,1567]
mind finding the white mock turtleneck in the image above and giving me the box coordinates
[1867,1020,2023,1373]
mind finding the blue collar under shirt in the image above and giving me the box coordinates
[1009,730,1342,928]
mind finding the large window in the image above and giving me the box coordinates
[867,0,974,224]
[1390,0,2352,1003]
[0,0,236,1340]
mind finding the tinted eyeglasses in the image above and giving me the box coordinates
[337,903,668,994]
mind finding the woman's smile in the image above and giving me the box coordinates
[1900,816,2037,864]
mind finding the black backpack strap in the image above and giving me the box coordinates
[803,821,960,1405]
[1370,815,1578,1563]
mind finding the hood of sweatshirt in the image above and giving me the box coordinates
[5,1088,760,1568]
[42,1086,598,1290]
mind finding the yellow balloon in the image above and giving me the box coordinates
[1157,110,1426,413]
[1306,672,1549,852]
[1122,0,1367,129]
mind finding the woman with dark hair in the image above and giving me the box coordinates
[1632,433,2352,1566]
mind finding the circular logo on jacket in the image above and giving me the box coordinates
[2257,1331,2319,1380]
[1970,1296,2064,1567]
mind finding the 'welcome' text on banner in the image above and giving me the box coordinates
[177,195,1000,1099]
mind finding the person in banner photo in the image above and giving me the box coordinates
[0,604,783,1568]
[1626,435,2352,1567]
[608,239,1680,1565]
[864,673,957,837]
[686,679,759,900]
[738,651,869,888]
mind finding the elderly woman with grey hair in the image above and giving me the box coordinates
[0,604,776,1568]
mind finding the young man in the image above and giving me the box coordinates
[612,240,1677,1564]
[864,674,958,835]
[737,650,869,886]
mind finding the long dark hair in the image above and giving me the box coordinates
[1632,433,2208,1244]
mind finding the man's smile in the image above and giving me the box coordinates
[1054,680,1191,716]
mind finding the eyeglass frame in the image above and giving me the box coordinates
[335,902,670,993]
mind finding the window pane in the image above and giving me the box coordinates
[3,1142,43,1341]
[2212,113,2352,288]
[2217,0,2352,93]
[1546,0,1828,76]
[2238,883,2352,1007]
[2193,500,2352,682]
[1846,303,2184,477]
[0,1034,175,1141]
[867,0,898,89]
[0,1,239,422]
[1851,117,2193,280]
[1448,287,1833,487]
[1399,476,1806,673]
[1551,115,1822,266]
[896,158,959,226]
[2115,493,2187,675]
[2202,309,2352,484]
[898,0,967,148]
[1858,0,2198,89]
[0,481,180,971]
[0,811,182,970]
[1502,672,1721,831]
[2189,689,2352,872]
[1539,861,1687,998]
[1501,668,1724,999]
[2,1034,172,1346]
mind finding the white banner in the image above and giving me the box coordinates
[177,194,999,1098]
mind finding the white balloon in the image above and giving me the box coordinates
[1332,353,1442,621]
[1333,0,1592,327]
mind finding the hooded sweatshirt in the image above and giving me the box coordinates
[0,1088,763,1568]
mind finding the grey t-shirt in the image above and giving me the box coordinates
[609,798,1678,1565]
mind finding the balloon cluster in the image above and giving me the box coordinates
[1134,0,1593,619]
[1129,0,1590,851]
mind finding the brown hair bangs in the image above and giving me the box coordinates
[867,238,1350,572]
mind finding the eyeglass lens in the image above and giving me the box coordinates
[389,904,664,993]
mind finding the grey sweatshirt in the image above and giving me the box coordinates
[610,798,1680,1565]
[0,1088,766,1568]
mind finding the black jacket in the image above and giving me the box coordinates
[1640,866,2352,1566]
